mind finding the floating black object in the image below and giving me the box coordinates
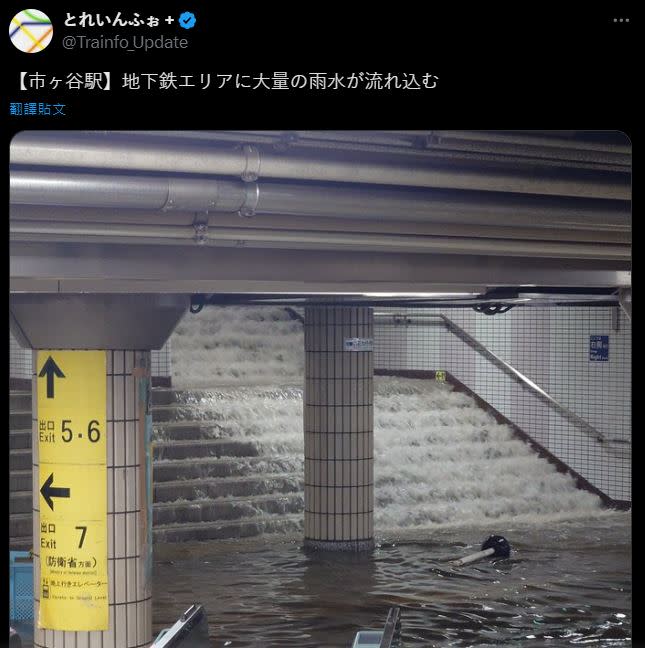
[481,535,511,558]
[451,534,512,566]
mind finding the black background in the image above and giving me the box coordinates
[2,4,638,129]
[2,3,639,646]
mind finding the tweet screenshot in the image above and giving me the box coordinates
[4,6,634,648]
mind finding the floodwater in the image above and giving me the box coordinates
[153,514,631,647]
[155,307,632,646]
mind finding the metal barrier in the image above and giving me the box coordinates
[351,607,402,648]
[151,604,210,647]
[379,607,402,648]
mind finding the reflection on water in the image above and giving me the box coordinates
[153,515,631,647]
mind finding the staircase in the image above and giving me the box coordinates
[10,305,607,548]
[9,386,306,549]
[9,390,33,550]
[10,375,606,549]
[151,386,305,543]
[371,377,603,529]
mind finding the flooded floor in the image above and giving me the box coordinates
[152,514,631,647]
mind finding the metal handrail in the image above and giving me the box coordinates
[437,314,610,444]
[374,312,444,326]
[378,607,402,648]
[375,310,613,445]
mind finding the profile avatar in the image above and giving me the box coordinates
[9,9,52,53]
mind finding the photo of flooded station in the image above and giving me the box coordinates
[9,130,631,647]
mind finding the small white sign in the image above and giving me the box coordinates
[343,337,373,352]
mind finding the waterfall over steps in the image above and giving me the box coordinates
[8,306,607,550]
[151,377,604,544]
[149,307,605,544]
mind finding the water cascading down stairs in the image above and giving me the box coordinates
[9,307,605,550]
[151,385,306,542]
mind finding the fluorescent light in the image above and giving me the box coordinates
[231,291,480,298]
[363,292,478,298]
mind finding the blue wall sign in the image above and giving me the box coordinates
[589,335,609,361]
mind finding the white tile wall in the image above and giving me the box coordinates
[151,341,172,377]
[9,332,31,380]
[374,306,631,502]
[10,334,173,380]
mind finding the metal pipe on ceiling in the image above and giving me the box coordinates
[102,131,630,172]
[9,170,630,231]
[428,130,631,153]
[9,220,630,260]
[10,132,630,200]
[9,204,631,244]
[269,137,630,172]
[9,170,250,211]
[160,129,629,155]
[188,130,632,167]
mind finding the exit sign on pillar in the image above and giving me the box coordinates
[36,350,108,631]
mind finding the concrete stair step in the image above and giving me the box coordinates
[11,513,32,538]
[10,491,32,515]
[152,397,300,424]
[153,513,303,543]
[152,421,238,442]
[10,411,31,429]
[9,536,32,551]
[153,439,259,461]
[10,449,32,472]
[153,455,303,482]
[10,392,32,410]
[151,386,302,407]
[152,389,215,407]
[154,473,303,502]
[153,493,304,525]
[151,389,175,406]
[11,470,32,491]
[152,406,226,424]
[10,429,32,450]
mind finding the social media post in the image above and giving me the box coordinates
[4,6,636,648]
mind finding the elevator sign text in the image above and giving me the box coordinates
[343,337,374,352]
[37,350,108,631]
[589,335,609,362]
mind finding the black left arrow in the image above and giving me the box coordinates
[40,473,71,511]
[38,356,65,399]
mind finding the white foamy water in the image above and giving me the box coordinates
[167,307,608,530]
[372,377,604,530]
[170,306,304,388]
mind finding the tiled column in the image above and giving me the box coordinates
[33,351,153,648]
[304,306,374,551]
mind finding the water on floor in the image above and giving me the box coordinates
[153,514,630,647]
[152,307,631,646]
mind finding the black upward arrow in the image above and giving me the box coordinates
[38,356,65,399]
[40,473,70,511]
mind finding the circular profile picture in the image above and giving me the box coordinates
[9,9,53,53]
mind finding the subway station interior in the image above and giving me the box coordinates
[9,130,631,647]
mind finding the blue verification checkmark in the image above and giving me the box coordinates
[178,11,197,29]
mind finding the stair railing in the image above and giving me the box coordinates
[374,311,613,446]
